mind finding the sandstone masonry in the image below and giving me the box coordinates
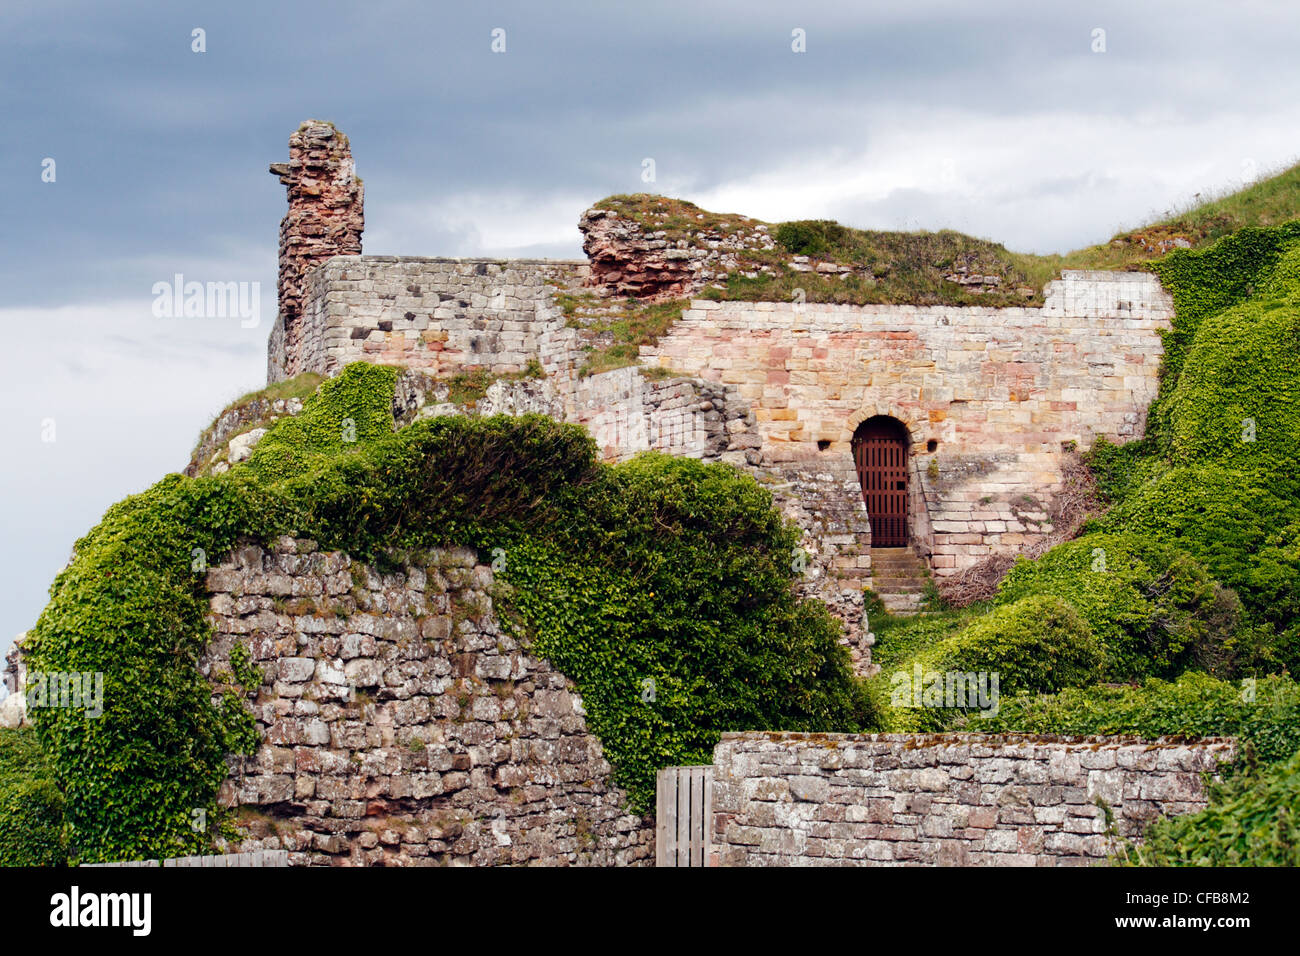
[643,275,1173,576]
[710,732,1235,867]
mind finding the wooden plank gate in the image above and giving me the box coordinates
[655,765,713,867]
[852,417,910,547]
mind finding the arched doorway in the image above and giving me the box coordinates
[852,416,909,547]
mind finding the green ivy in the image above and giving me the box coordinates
[0,727,66,866]
[18,362,872,857]
[1146,220,1300,407]
[993,533,1239,680]
[976,672,1300,765]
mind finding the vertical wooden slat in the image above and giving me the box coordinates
[701,766,714,866]
[655,765,715,866]
[853,420,910,547]
[656,767,676,867]
[690,766,703,867]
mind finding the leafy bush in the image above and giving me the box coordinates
[919,595,1102,697]
[1117,747,1300,866]
[1077,224,1300,672]
[24,476,267,863]
[0,727,66,866]
[774,220,848,256]
[497,453,875,807]
[1146,221,1300,393]
[26,363,873,856]
[1084,436,1162,505]
[994,533,1239,680]
[1103,467,1300,641]
[868,608,979,674]
[978,672,1300,765]
[1163,290,1300,475]
[244,363,399,483]
[880,595,1099,732]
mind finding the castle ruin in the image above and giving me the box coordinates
[265,121,1173,661]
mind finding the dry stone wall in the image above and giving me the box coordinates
[711,732,1235,867]
[202,537,653,866]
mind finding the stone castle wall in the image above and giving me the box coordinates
[202,537,654,866]
[710,732,1235,867]
[276,255,587,385]
[279,254,769,469]
[643,271,1173,574]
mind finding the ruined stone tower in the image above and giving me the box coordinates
[267,120,364,382]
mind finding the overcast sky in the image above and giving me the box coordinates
[3,0,1299,666]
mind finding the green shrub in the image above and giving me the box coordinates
[0,727,66,866]
[26,363,873,855]
[868,608,979,674]
[922,594,1102,696]
[881,595,1099,731]
[1117,747,1300,866]
[1163,293,1300,475]
[1103,466,1300,640]
[1090,225,1300,654]
[502,454,876,807]
[24,475,266,863]
[1084,436,1163,505]
[774,220,847,256]
[978,672,1300,765]
[244,362,399,483]
[1147,221,1300,395]
[994,533,1239,680]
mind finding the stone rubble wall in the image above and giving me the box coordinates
[578,206,777,300]
[711,732,1235,867]
[752,463,875,671]
[267,122,364,382]
[569,367,755,464]
[202,538,653,866]
[642,271,1173,574]
[0,636,28,729]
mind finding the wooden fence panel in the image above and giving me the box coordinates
[655,765,713,867]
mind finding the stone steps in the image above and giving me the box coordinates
[868,547,933,616]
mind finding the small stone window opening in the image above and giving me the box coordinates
[817,440,831,452]
[926,439,939,452]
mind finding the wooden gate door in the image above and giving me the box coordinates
[655,766,713,867]
[852,418,909,547]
